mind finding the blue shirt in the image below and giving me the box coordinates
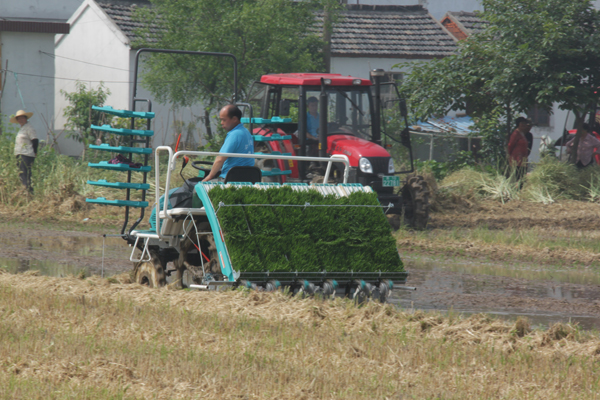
[307,112,319,138]
[219,123,254,178]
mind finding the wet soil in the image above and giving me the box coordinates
[2,199,600,329]
[430,198,600,230]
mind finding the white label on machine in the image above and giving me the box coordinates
[382,176,400,187]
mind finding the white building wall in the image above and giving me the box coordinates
[54,2,131,155]
[0,31,56,144]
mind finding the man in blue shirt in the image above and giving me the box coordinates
[202,105,254,181]
[306,96,319,140]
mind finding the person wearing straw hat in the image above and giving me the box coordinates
[11,110,38,194]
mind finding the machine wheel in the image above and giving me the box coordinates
[399,175,430,230]
[174,222,220,288]
[134,252,166,288]
[255,142,283,183]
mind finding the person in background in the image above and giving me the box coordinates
[11,110,38,194]
[507,117,531,182]
[566,122,600,169]
[202,104,254,182]
[306,96,319,140]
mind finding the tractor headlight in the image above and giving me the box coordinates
[359,157,373,174]
[388,158,395,174]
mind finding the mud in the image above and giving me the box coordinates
[395,256,600,330]
[2,199,600,330]
[0,227,131,277]
[430,198,600,230]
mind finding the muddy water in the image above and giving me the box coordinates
[392,254,600,330]
[0,231,132,277]
[1,228,600,330]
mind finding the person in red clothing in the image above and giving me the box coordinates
[507,117,531,182]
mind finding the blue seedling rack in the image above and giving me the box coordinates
[85,105,154,234]
[245,117,294,178]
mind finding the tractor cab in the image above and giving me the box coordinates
[247,71,429,229]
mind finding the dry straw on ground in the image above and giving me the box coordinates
[1,271,600,399]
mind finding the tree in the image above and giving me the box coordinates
[134,0,326,139]
[398,0,600,165]
[61,82,111,160]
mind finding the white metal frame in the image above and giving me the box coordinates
[153,147,351,240]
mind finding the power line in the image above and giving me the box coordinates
[40,51,131,72]
[2,69,131,84]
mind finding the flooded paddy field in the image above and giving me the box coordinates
[2,218,600,331]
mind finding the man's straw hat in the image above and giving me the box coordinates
[10,110,33,123]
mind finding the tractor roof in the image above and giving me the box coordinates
[260,73,371,87]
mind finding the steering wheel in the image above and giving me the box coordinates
[327,122,356,136]
[191,160,213,174]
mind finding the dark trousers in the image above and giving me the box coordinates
[17,155,35,193]
[576,160,593,169]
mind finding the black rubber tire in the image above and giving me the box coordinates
[174,222,220,288]
[255,142,282,184]
[400,175,430,230]
[134,252,166,288]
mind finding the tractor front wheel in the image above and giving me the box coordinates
[399,175,430,230]
[134,252,167,288]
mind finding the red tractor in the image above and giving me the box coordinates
[244,69,430,229]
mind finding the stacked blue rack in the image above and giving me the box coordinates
[242,116,294,178]
[85,105,155,208]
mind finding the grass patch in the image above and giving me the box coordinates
[433,158,600,206]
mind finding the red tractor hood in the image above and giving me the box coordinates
[328,135,391,167]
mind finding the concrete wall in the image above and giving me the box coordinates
[0,31,56,145]
[54,2,131,155]
[0,0,83,21]
[53,1,214,155]
[330,56,424,80]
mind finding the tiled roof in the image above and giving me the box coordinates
[93,1,457,58]
[445,11,486,36]
[95,0,160,43]
[317,5,457,58]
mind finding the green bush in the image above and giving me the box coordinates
[208,185,403,273]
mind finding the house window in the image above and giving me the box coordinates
[528,104,550,127]
[384,72,402,84]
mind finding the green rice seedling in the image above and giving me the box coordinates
[478,170,520,203]
[523,157,583,200]
[438,167,486,198]
[522,185,555,204]
[578,165,600,202]
[207,185,403,273]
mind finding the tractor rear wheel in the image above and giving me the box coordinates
[399,175,430,230]
[134,252,166,288]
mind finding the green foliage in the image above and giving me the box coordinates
[398,0,600,166]
[134,0,325,107]
[61,82,111,159]
[473,107,514,167]
[0,126,21,203]
[0,127,94,205]
[416,151,479,181]
[207,186,403,273]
